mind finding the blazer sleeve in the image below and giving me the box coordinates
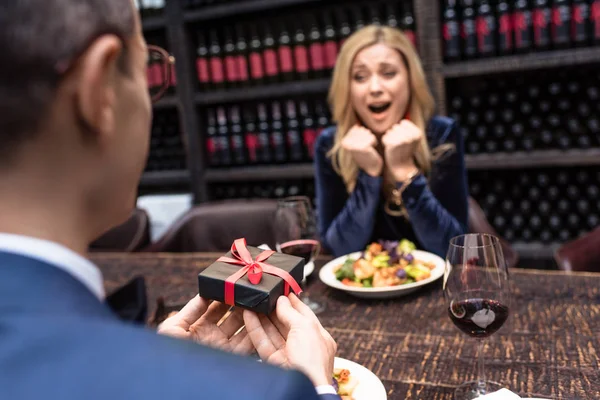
[400,118,469,257]
[314,129,382,257]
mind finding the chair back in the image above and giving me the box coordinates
[90,208,151,252]
[468,197,519,269]
[147,199,279,252]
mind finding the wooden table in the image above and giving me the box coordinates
[92,253,600,400]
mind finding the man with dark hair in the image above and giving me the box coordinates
[0,1,340,399]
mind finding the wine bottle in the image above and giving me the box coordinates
[263,24,280,83]
[277,22,295,81]
[243,105,260,165]
[514,0,533,53]
[257,103,273,164]
[314,99,331,135]
[249,24,265,85]
[299,100,318,160]
[551,0,572,48]
[308,15,325,79]
[386,2,399,28]
[216,106,232,166]
[229,105,246,165]
[270,101,288,163]
[532,0,552,50]
[443,0,462,61]
[208,29,225,90]
[497,0,514,55]
[285,100,304,162]
[476,0,496,57]
[196,32,211,90]
[351,5,365,31]
[234,24,250,87]
[206,108,220,166]
[337,8,353,48]
[592,0,600,44]
[322,12,339,73]
[401,3,417,48]
[571,0,590,46]
[366,4,381,25]
[461,0,478,59]
[223,27,238,88]
[293,21,310,81]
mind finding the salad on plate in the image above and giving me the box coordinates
[334,240,436,288]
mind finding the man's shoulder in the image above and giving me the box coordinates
[1,315,319,400]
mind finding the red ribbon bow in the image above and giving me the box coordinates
[217,238,303,307]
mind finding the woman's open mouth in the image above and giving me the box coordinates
[368,102,392,114]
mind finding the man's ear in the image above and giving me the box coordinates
[73,35,123,139]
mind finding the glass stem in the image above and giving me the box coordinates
[476,339,487,394]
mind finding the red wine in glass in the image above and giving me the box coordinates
[448,298,509,338]
[279,239,320,264]
[444,234,510,399]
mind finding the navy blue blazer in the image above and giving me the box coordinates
[314,116,469,258]
[0,252,340,400]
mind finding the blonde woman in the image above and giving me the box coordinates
[314,25,468,257]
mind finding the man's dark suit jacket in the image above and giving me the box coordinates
[0,251,340,400]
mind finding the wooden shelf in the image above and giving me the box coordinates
[184,0,320,23]
[204,149,600,184]
[465,149,600,170]
[206,164,314,183]
[195,79,330,106]
[153,95,179,110]
[142,16,165,31]
[443,47,600,78]
[139,170,190,187]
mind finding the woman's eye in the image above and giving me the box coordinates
[353,74,367,82]
[382,71,397,78]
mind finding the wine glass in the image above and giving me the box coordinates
[444,234,510,399]
[274,196,325,314]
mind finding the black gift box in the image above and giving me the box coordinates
[198,245,305,315]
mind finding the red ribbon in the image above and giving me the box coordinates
[218,238,303,307]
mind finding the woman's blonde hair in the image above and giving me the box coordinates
[328,25,436,193]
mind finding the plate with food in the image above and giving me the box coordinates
[319,240,445,299]
[333,357,387,400]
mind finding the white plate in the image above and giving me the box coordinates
[334,357,387,400]
[319,250,445,299]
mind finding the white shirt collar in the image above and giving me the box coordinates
[0,233,105,300]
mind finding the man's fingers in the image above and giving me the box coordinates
[243,310,280,361]
[229,328,254,355]
[218,307,245,338]
[160,295,211,330]
[202,301,232,324]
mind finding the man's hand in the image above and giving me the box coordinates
[158,295,253,355]
[243,294,337,387]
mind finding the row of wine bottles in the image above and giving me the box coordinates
[146,110,187,172]
[470,167,600,243]
[206,98,331,167]
[210,179,316,205]
[448,67,600,153]
[195,2,416,90]
[135,0,165,17]
[442,0,600,62]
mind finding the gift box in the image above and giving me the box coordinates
[198,239,304,315]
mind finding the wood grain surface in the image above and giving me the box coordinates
[92,253,600,399]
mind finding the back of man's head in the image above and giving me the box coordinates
[0,0,134,163]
